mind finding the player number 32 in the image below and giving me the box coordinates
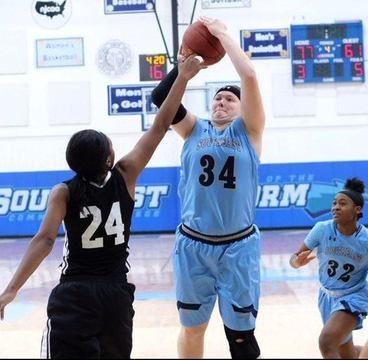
[80,202,125,249]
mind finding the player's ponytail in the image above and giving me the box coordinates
[65,129,110,213]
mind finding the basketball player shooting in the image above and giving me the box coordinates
[151,16,266,359]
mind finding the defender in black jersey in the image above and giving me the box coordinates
[0,55,207,359]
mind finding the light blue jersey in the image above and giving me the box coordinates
[305,220,368,293]
[178,117,259,235]
[173,116,261,331]
[305,220,368,342]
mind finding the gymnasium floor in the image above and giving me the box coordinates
[1,229,367,359]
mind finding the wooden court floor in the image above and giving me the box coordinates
[1,229,368,359]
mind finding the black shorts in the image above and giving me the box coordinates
[40,279,135,359]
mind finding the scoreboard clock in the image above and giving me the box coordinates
[139,53,167,81]
[291,21,365,84]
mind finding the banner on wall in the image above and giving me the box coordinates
[104,0,154,14]
[0,161,367,237]
[108,84,156,115]
[36,37,84,68]
[202,0,251,8]
[240,28,289,59]
[255,161,368,228]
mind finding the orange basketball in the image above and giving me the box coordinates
[180,21,226,65]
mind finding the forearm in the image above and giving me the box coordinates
[4,236,54,293]
[217,31,257,80]
[151,66,187,124]
[155,73,189,128]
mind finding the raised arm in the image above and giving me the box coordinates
[200,16,265,158]
[116,54,206,197]
[0,183,68,320]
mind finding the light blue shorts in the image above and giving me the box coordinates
[172,224,261,331]
[318,284,368,344]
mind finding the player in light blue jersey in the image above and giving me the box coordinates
[290,177,368,359]
[152,16,265,359]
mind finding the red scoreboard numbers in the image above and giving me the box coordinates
[291,22,365,84]
[139,54,168,82]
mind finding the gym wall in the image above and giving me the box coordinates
[0,0,367,236]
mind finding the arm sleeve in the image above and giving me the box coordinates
[151,65,187,124]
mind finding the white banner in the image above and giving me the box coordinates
[202,0,251,9]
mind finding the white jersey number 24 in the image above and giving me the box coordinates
[80,202,124,249]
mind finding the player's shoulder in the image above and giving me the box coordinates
[312,219,333,232]
[358,224,368,237]
[51,182,69,193]
[49,182,70,202]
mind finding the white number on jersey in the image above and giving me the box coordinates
[80,201,125,249]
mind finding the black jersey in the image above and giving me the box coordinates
[60,167,135,281]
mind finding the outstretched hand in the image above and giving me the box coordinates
[198,16,227,38]
[293,250,316,268]
[0,289,17,320]
[177,53,207,81]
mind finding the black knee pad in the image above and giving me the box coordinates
[224,326,260,359]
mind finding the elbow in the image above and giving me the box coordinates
[241,67,258,82]
[36,236,55,256]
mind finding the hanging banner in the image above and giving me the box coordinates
[104,0,154,14]
[240,28,289,59]
[202,0,251,9]
[36,37,84,68]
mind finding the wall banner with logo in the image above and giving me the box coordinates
[240,28,289,59]
[104,0,154,14]
[108,84,156,115]
[0,161,367,237]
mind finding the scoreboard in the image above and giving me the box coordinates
[291,21,365,84]
[139,54,167,82]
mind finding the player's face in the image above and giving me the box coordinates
[211,91,240,121]
[331,193,359,225]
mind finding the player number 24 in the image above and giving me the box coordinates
[80,202,124,249]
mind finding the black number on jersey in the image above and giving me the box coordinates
[199,155,236,189]
[327,260,354,282]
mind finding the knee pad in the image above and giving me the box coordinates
[224,326,260,359]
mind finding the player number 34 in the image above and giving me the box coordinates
[80,202,125,249]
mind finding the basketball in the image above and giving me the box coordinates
[180,21,226,65]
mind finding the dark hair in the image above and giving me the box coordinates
[65,129,111,212]
[338,177,365,219]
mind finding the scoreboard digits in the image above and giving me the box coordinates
[291,21,365,84]
[139,54,167,81]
